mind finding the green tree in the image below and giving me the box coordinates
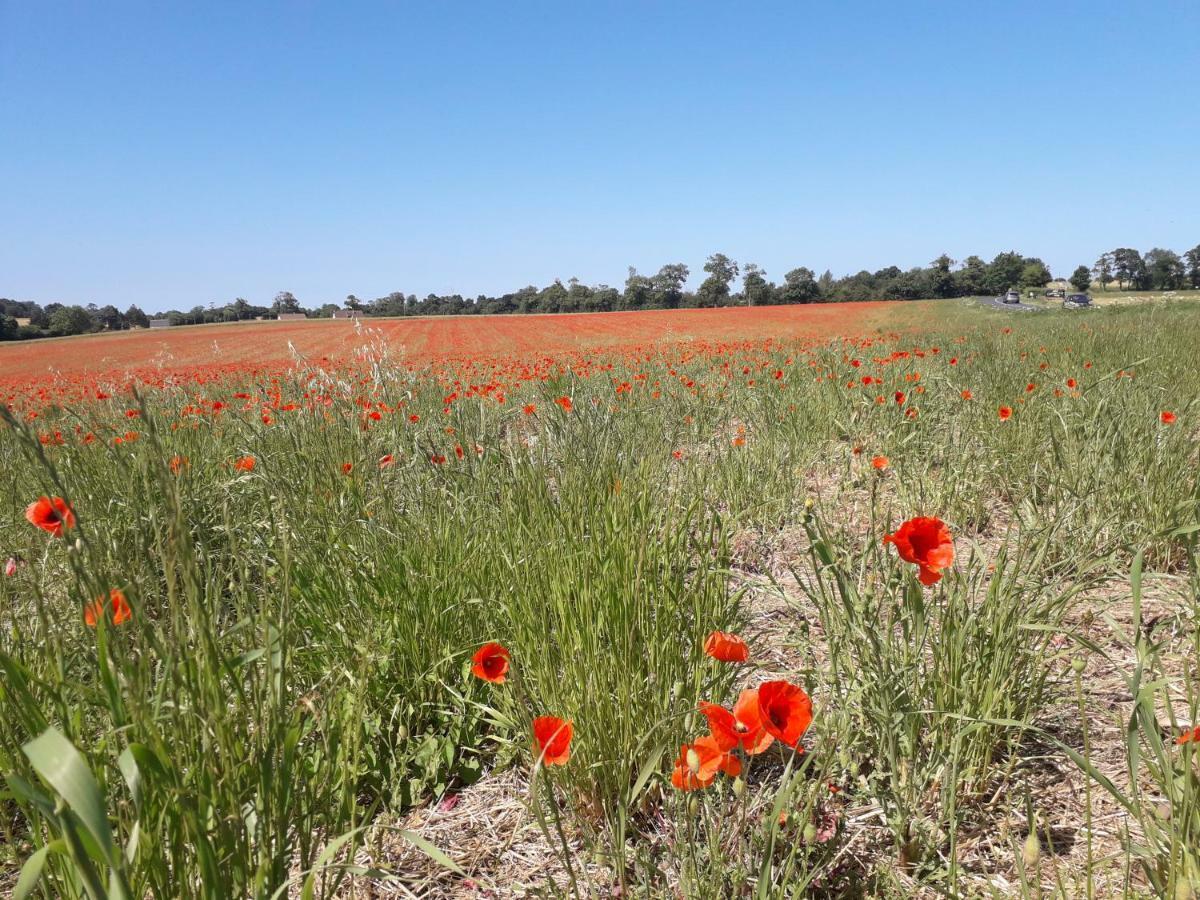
[623,268,654,310]
[984,252,1026,295]
[1144,248,1186,290]
[1019,259,1052,289]
[0,314,17,340]
[696,253,738,307]
[651,264,689,309]
[780,267,820,304]
[1185,245,1200,289]
[47,305,96,336]
[1069,266,1092,292]
[929,254,956,298]
[1092,253,1114,291]
[1110,248,1146,289]
[272,291,301,314]
[125,304,150,328]
[953,255,989,296]
[741,264,772,306]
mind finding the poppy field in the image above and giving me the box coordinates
[2,300,1199,898]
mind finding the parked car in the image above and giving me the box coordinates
[1045,288,1065,298]
[1064,293,1092,309]
[1003,290,1021,304]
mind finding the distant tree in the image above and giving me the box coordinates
[741,264,772,306]
[623,268,653,310]
[48,305,96,336]
[1110,248,1146,289]
[564,278,591,312]
[1069,266,1092,292]
[272,291,301,314]
[1019,259,1052,288]
[1185,245,1200,289]
[0,315,17,340]
[817,269,834,297]
[537,280,568,314]
[953,255,988,296]
[125,304,150,328]
[94,305,125,330]
[928,254,956,298]
[696,253,739,307]
[1144,248,1186,290]
[1092,253,1114,291]
[651,264,689,309]
[345,294,363,310]
[780,267,820,304]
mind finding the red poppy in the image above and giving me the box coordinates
[233,455,256,472]
[701,689,774,755]
[757,680,813,748]
[523,403,537,415]
[704,630,749,663]
[378,454,395,468]
[1066,378,1077,389]
[1176,726,1200,745]
[341,462,354,475]
[871,455,889,470]
[961,390,973,400]
[555,396,573,412]
[884,516,955,586]
[998,406,1013,421]
[25,497,75,537]
[169,455,189,475]
[532,716,572,766]
[1161,411,1176,425]
[670,735,740,791]
[471,642,510,684]
[84,588,132,627]
[894,391,906,405]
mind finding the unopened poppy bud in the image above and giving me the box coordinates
[686,748,701,774]
[74,538,83,552]
[687,797,699,816]
[671,681,684,700]
[804,498,814,510]
[1021,830,1040,868]
[802,822,817,843]
[1071,657,1086,673]
[732,777,745,798]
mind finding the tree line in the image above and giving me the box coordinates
[4,243,1199,340]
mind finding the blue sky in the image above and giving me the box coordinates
[2,1,1197,313]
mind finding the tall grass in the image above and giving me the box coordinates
[1,301,1198,896]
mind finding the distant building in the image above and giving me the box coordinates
[13,317,31,327]
[276,312,308,321]
[331,309,361,320]
[149,318,171,329]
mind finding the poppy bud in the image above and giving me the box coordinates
[687,797,700,816]
[1071,657,1086,674]
[732,777,745,798]
[686,748,701,774]
[802,823,817,843]
[1021,830,1040,869]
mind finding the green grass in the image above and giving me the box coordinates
[1,301,1199,897]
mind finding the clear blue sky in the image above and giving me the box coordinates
[2,1,1197,313]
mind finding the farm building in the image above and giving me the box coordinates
[148,318,171,329]
[331,309,361,320]
[13,317,31,328]
[276,312,308,321]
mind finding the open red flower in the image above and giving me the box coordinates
[84,589,132,627]
[757,680,813,748]
[998,406,1013,421]
[471,642,510,684]
[532,716,572,766]
[704,630,749,663]
[1161,411,1176,425]
[555,396,573,413]
[341,462,354,475]
[670,735,740,791]
[233,455,256,472]
[884,516,955,586]
[1176,726,1200,745]
[25,497,75,537]
[871,455,889,470]
[701,689,775,755]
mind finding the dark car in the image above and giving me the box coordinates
[1064,293,1092,309]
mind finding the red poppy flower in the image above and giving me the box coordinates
[341,462,354,475]
[757,680,813,748]
[961,390,973,400]
[471,642,510,684]
[169,455,189,475]
[884,516,955,585]
[25,497,75,537]
[894,391,906,405]
[1066,378,1077,389]
[84,589,132,627]
[1176,726,1200,745]
[701,689,774,755]
[704,630,749,663]
[532,716,572,766]
[670,735,740,791]
[233,455,256,472]
[871,455,889,470]
[1161,411,1176,425]
[998,406,1013,421]
[523,403,537,415]
[378,454,395,468]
